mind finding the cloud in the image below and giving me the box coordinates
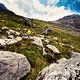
[0,0,75,21]
[47,0,59,5]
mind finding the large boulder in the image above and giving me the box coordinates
[36,51,80,80]
[6,29,20,36]
[0,37,22,46]
[30,36,44,47]
[0,51,31,80]
[44,45,60,58]
[46,45,60,54]
[22,18,32,27]
[43,27,52,35]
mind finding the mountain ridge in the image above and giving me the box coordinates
[0,3,8,10]
[58,14,80,29]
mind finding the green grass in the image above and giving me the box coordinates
[0,10,80,80]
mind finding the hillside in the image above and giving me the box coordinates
[0,9,80,80]
[58,14,80,29]
[0,3,8,10]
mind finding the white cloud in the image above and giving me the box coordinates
[47,0,59,5]
[0,0,75,21]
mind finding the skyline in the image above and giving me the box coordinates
[0,0,80,21]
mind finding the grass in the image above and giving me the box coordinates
[0,10,80,80]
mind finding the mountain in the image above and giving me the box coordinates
[58,14,80,29]
[0,3,8,10]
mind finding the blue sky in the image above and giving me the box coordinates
[0,0,80,21]
[57,0,80,12]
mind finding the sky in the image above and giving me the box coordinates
[0,0,80,21]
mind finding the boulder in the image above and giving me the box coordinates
[8,35,14,39]
[43,27,52,35]
[0,37,22,46]
[36,51,80,80]
[42,45,60,61]
[1,26,8,30]
[6,29,20,36]
[46,45,60,54]
[0,51,31,80]
[30,36,43,47]
[22,18,32,27]
[6,30,15,35]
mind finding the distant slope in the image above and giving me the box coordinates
[0,3,16,16]
[0,3,8,10]
[58,14,80,29]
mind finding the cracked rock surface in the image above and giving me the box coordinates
[36,51,80,80]
[0,51,31,80]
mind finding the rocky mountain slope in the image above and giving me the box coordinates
[58,14,80,29]
[37,51,80,80]
[0,3,80,80]
[0,3,8,10]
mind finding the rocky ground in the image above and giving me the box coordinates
[0,10,80,80]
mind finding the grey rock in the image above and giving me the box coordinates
[46,45,60,54]
[15,32,20,36]
[43,27,52,35]
[30,36,43,47]
[0,51,31,80]
[2,26,8,30]
[8,35,14,39]
[6,29,20,36]
[0,37,22,46]
[36,51,80,80]
[6,30,15,35]
[44,45,60,58]
[52,37,58,41]
[22,18,32,27]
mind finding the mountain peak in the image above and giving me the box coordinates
[58,14,80,29]
[0,3,8,10]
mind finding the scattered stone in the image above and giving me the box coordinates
[8,35,14,39]
[44,39,49,43]
[52,37,58,41]
[66,44,74,49]
[2,26,8,30]
[22,33,28,39]
[1,20,5,22]
[36,51,80,80]
[15,31,20,36]
[16,28,21,31]
[46,45,60,54]
[22,18,32,26]
[43,48,47,55]
[30,36,43,47]
[43,45,60,59]
[59,42,65,46]
[0,37,22,46]
[6,29,15,35]
[6,29,20,36]
[43,27,52,35]
[0,51,31,80]
[39,35,45,39]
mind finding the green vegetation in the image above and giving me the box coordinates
[0,10,80,80]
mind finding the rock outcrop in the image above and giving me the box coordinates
[58,14,80,29]
[0,37,22,46]
[30,36,44,47]
[43,27,52,35]
[0,51,31,80]
[22,18,32,27]
[46,45,60,54]
[36,51,80,80]
[6,29,20,36]
[44,45,60,58]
